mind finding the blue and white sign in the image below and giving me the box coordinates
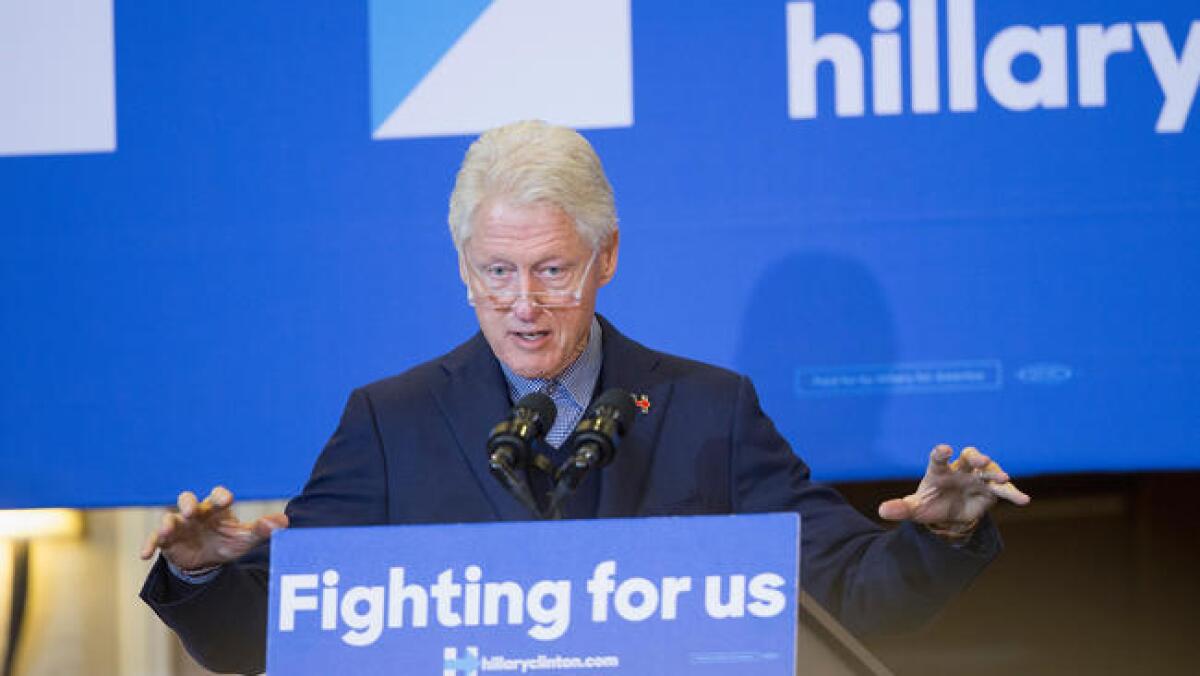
[368,0,633,139]
[0,0,115,156]
[267,514,800,675]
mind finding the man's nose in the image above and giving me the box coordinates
[510,294,541,320]
[510,270,542,315]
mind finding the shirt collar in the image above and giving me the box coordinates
[500,316,603,409]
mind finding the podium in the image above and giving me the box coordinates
[266,514,892,675]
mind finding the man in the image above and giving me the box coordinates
[140,120,1029,674]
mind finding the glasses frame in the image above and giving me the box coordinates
[464,249,599,310]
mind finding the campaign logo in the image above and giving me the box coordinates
[443,645,481,676]
[368,0,633,139]
[786,0,1200,133]
[1015,362,1074,386]
[0,0,116,156]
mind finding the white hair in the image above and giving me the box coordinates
[448,120,617,251]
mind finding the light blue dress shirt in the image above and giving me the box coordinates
[498,316,603,448]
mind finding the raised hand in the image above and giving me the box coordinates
[878,444,1030,538]
[139,486,288,572]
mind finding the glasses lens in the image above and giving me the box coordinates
[467,251,596,310]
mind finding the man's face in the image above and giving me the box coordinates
[461,198,618,379]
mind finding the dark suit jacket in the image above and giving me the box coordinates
[142,316,999,674]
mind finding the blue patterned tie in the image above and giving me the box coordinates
[542,380,579,449]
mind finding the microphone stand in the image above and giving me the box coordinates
[545,444,602,520]
[488,452,543,519]
[486,392,558,520]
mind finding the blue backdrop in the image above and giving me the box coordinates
[2,1,1197,508]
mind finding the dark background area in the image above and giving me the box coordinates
[847,472,1200,675]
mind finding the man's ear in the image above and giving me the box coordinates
[597,230,619,286]
[457,251,469,284]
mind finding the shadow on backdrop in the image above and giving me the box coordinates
[734,251,901,479]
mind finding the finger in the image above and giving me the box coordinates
[208,485,234,509]
[962,449,1015,485]
[251,513,289,540]
[976,469,1010,484]
[145,512,182,558]
[139,529,160,560]
[177,491,199,517]
[958,446,993,471]
[158,511,180,538]
[215,521,253,539]
[194,487,231,519]
[990,481,1032,506]
[878,496,916,521]
[926,444,954,476]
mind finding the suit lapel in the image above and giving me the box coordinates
[594,316,672,518]
[432,334,535,522]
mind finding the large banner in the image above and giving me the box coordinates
[2,1,1197,507]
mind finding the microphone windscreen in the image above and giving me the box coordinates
[590,388,637,432]
[515,391,557,436]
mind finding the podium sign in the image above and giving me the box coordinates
[267,513,800,674]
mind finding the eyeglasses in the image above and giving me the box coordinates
[464,250,598,310]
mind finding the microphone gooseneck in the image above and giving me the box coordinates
[486,392,556,518]
[547,388,637,518]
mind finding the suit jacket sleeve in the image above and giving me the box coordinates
[729,375,1001,635]
[139,388,390,674]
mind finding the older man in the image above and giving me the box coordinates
[140,121,1029,674]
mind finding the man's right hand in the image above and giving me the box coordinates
[139,486,288,572]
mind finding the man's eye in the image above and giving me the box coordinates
[541,266,564,278]
[484,265,512,278]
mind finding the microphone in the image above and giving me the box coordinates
[486,392,556,518]
[488,392,556,470]
[547,388,637,518]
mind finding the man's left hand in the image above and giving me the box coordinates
[878,444,1031,540]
